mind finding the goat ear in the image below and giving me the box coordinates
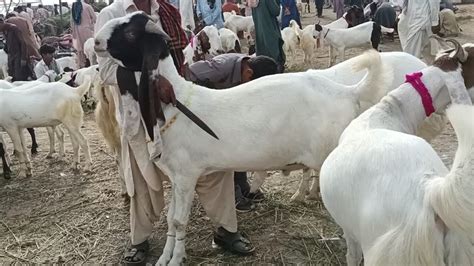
[447,39,467,63]
[145,20,171,41]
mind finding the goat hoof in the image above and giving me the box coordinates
[156,255,171,266]
[46,153,54,159]
[31,148,38,156]
[18,171,27,178]
[168,256,186,266]
[3,172,12,179]
[290,193,305,202]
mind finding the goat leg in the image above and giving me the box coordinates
[0,142,12,179]
[27,128,38,155]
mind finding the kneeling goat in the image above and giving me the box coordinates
[313,21,394,66]
[319,40,474,265]
[94,12,392,265]
[0,78,93,177]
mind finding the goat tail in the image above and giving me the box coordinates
[426,104,474,237]
[94,83,121,155]
[366,207,445,266]
[352,49,392,105]
[74,76,92,97]
[381,25,395,33]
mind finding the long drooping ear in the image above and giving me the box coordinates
[447,39,467,63]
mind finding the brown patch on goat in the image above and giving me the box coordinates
[433,54,459,72]
[462,46,474,89]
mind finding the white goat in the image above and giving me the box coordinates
[183,26,223,65]
[57,55,78,71]
[0,78,93,177]
[281,20,300,67]
[0,50,8,79]
[223,12,254,39]
[218,28,241,53]
[84,37,98,65]
[313,21,394,66]
[319,41,474,265]
[251,51,432,201]
[94,12,393,265]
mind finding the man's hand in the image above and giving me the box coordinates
[154,75,177,106]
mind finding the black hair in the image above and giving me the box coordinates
[5,13,16,19]
[38,4,43,8]
[39,44,56,55]
[27,3,31,7]
[247,55,278,79]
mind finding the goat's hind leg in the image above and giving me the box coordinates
[344,232,362,266]
[0,141,12,179]
[27,128,38,155]
[306,169,320,200]
[46,127,56,158]
[290,167,311,202]
[6,128,30,177]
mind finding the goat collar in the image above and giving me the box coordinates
[323,28,330,39]
[405,72,435,117]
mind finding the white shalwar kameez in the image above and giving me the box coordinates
[398,0,440,60]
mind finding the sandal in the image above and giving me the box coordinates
[123,240,149,265]
[213,227,255,255]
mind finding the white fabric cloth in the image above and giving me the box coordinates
[398,0,440,59]
[33,59,63,78]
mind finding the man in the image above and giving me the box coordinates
[34,44,63,79]
[71,0,97,67]
[0,18,30,81]
[26,3,34,20]
[196,0,224,29]
[6,13,40,59]
[398,0,440,59]
[96,0,254,264]
[186,53,278,211]
[252,0,285,72]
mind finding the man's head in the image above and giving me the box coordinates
[26,3,31,8]
[38,4,43,8]
[39,44,56,65]
[241,55,278,83]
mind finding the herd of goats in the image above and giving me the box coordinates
[1,7,474,266]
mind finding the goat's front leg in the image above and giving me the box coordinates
[168,177,198,266]
[46,127,56,158]
[338,48,345,64]
[328,46,334,67]
[250,171,267,193]
[56,126,65,157]
[290,167,311,202]
[19,129,32,175]
[157,185,177,266]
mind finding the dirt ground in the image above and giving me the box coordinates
[1,5,473,265]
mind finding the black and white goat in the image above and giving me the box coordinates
[95,12,392,265]
[313,21,394,66]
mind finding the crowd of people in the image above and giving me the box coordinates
[0,0,463,264]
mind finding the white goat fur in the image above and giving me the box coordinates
[281,20,300,67]
[57,55,78,71]
[0,50,8,79]
[313,21,394,66]
[0,79,93,177]
[218,28,240,52]
[84,38,98,65]
[223,13,254,38]
[252,52,449,202]
[319,45,474,265]
[95,14,397,264]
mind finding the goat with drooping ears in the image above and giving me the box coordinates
[95,12,394,265]
[319,40,474,265]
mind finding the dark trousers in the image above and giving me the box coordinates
[234,171,250,200]
[315,0,324,16]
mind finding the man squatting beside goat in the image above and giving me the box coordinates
[96,0,257,264]
[185,53,278,211]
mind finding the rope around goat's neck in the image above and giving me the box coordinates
[160,83,195,135]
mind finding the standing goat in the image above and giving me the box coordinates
[218,28,241,53]
[319,40,474,265]
[94,12,392,265]
[313,21,394,66]
[0,79,93,177]
[281,20,300,67]
[182,26,223,65]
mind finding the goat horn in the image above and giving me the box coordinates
[446,39,467,63]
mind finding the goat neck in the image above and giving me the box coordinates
[157,55,193,109]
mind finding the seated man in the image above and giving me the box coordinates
[34,44,63,79]
[185,53,278,211]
